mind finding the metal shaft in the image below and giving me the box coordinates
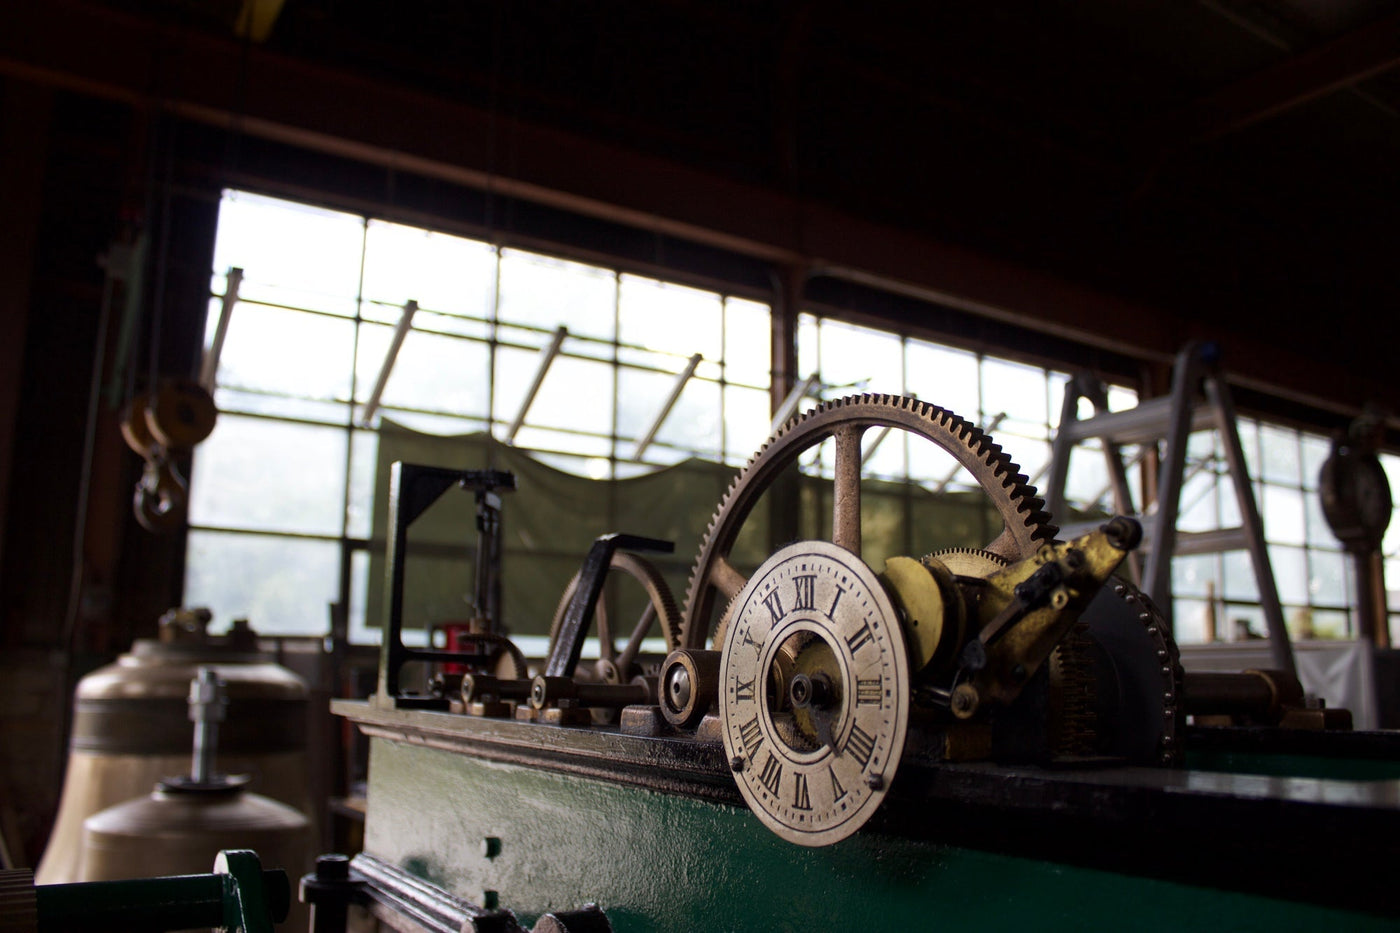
[188,667,226,784]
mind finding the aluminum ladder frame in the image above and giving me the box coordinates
[1044,342,1295,674]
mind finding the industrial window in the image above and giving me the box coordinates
[188,190,1396,647]
[187,190,771,641]
[793,315,1400,645]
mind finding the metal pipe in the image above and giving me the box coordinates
[359,299,418,426]
[35,870,289,933]
[188,668,226,784]
[504,326,567,444]
[1182,669,1302,721]
[199,266,242,391]
[633,352,702,459]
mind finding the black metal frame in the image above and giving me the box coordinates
[374,462,515,708]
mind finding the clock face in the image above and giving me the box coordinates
[719,541,910,847]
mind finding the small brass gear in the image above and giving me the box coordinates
[683,395,1056,649]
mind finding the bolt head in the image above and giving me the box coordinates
[316,854,351,880]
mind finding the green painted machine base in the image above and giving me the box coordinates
[364,738,1397,932]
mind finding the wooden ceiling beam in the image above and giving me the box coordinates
[1146,10,1400,147]
[2,0,1393,420]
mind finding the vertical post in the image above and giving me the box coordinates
[769,266,804,551]
[1355,549,1390,648]
[188,667,226,784]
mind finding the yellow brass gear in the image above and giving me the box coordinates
[880,556,964,675]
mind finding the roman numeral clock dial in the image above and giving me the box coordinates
[720,540,911,847]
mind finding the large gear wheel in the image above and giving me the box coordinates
[682,394,1057,649]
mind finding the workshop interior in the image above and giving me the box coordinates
[4,1,1400,930]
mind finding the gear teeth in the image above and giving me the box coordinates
[681,394,1058,647]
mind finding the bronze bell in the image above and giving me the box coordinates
[37,610,311,884]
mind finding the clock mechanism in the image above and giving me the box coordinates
[658,394,1179,845]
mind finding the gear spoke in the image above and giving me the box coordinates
[832,424,864,553]
[709,555,748,600]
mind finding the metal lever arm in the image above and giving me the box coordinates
[544,533,674,678]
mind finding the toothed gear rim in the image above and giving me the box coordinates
[682,394,1057,649]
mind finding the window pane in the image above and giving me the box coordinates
[1300,433,1330,490]
[724,297,771,387]
[725,385,771,463]
[512,426,611,460]
[1222,550,1259,602]
[1305,491,1336,547]
[1270,545,1309,605]
[185,531,339,636]
[904,341,979,421]
[499,249,616,340]
[1173,554,1218,599]
[1063,441,1109,508]
[619,275,722,360]
[348,549,376,644]
[375,329,491,417]
[190,415,347,535]
[347,430,378,539]
[980,357,1048,439]
[530,356,614,436]
[1235,419,1262,480]
[1308,549,1348,607]
[1178,470,1219,533]
[209,302,355,401]
[817,320,903,395]
[493,344,544,427]
[1174,599,1211,645]
[213,191,364,316]
[362,221,497,320]
[860,424,907,481]
[213,386,347,424]
[618,369,720,459]
[796,314,821,389]
[1258,425,1301,485]
[1261,484,1306,545]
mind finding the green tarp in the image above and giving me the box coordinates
[367,420,1060,642]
